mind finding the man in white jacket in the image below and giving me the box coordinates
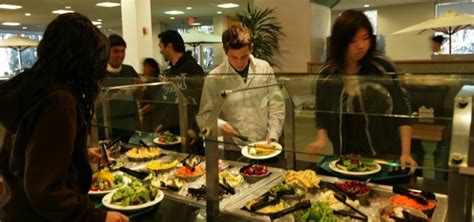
[196,25,285,159]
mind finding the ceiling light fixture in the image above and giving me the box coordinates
[65,6,71,9]
[364,4,370,8]
[92,21,102,25]
[217,11,222,14]
[217,3,239,8]
[191,23,201,26]
[0,4,22,10]
[170,17,175,20]
[97,19,102,22]
[165,10,184,15]
[52,9,74,14]
[97,25,102,28]
[186,7,192,10]
[24,13,31,16]
[96,2,121,7]
[2,22,21,26]
[22,26,27,29]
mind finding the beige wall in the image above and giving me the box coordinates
[254,0,311,73]
[331,3,436,61]
[378,3,435,60]
[310,3,331,63]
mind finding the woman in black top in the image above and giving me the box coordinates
[306,10,417,173]
[0,13,128,222]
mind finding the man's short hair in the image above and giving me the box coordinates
[158,30,185,53]
[222,25,252,52]
[108,34,127,48]
[431,35,446,44]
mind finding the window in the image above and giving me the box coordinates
[364,10,377,34]
[436,2,474,54]
[0,32,42,76]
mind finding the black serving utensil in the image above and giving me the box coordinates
[106,137,121,149]
[334,210,368,221]
[393,186,428,205]
[99,143,111,169]
[160,181,180,192]
[139,139,150,148]
[268,200,312,220]
[250,195,280,212]
[333,191,368,221]
[219,179,235,195]
[327,182,357,201]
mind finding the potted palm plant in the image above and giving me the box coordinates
[236,3,285,67]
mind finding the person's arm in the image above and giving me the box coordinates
[23,91,107,222]
[399,125,417,173]
[306,129,329,153]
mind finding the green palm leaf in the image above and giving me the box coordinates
[236,3,285,68]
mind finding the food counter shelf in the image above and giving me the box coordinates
[223,175,447,222]
[128,150,284,211]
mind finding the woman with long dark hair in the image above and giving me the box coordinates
[0,13,128,221]
[307,10,417,173]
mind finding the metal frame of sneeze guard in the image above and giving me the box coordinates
[448,85,474,222]
[99,81,189,153]
[199,83,295,222]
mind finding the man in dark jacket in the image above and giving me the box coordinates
[157,30,205,154]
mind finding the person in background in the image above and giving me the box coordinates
[159,30,204,75]
[138,58,161,132]
[158,30,205,154]
[196,25,285,162]
[142,57,160,78]
[430,35,445,55]
[0,13,128,222]
[106,34,138,78]
[306,10,417,173]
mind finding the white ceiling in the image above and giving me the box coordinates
[0,0,450,32]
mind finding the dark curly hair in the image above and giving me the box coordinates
[328,10,376,69]
[3,13,109,129]
[222,25,252,53]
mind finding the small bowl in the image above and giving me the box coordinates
[240,171,270,183]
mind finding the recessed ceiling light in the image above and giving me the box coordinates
[96,2,121,7]
[217,3,239,8]
[186,7,192,10]
[165,10,184,15]
[65,6,71,9]
[217,11,222,14]
[170,17,175,20]
[52,9,74,14]
[97,25,102,28]
[22,26,27,30]
[364,4,370,8]
[92,21,102,25]
[97,19,102,22]
[190,23,201,26]
[2,22,21,26]
[24,13,31,16]
[0,4,22,10]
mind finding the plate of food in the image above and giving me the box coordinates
[88,169,131,196]
[102,180,164,212]
[241,141,282,160]
[153,131,181,145]
[328,155,381,176]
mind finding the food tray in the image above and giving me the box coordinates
[222,174,448,222]
[317,156,411,183]
[129,152,284,210]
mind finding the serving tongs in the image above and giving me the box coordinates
[268,200,312,220]
[392,186,435,205]
[248,193,279,212]
[327,182,358,201]
[180,153,197,172]
[219,178,235,195]
[329,185,368,221]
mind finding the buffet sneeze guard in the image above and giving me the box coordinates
[448,85,474,222]
[97,81,190,152]
[199,82,295,221]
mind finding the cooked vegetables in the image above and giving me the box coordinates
[335,155,378,172]
[90,169,124,191]
[283,170,320,189]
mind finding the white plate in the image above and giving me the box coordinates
[241,141,282,160]
[153,136,181,145]
[88,175,132,196]
[328,160,381,176]
[102,189,164,212]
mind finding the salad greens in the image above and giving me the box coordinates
[270,183,305,197]
[294,202,337,222]
[111,181,158,206]
[336,155,378,172]
[156,131,178,144]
